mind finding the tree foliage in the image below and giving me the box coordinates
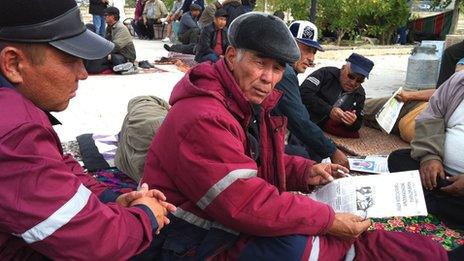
[359,0,410,44]
[318,0,361,45]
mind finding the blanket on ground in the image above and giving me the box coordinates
[61,139,463,250]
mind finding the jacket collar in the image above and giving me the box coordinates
[0,74,61,125]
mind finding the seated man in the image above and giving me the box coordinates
[388,71,464,231]
[177,3,201,45]
[198,0,223,29]
[104,7,137,69]
[163,3,201,54]
[132,0,149,39]
[0,0,175,259]
[300,53,374,138]
[364,41,464,142]
[142,0,168,40]
[194,8,229,63]
[161,0,184,42]
[142,12,447,260]
[272,20,348,166]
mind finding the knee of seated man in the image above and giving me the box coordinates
[239,235,309,261]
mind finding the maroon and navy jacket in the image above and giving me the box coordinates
[142,59,335,257]
[0,84,157,260]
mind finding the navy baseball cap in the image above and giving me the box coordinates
[289,21,324,52]
[346,53,374,78]
[0,0,114,60]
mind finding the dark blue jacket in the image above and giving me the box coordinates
[195,23,229,62]
[272,64,336,160]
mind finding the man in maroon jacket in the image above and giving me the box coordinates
[142,12,448,260]
[0,0,175,260]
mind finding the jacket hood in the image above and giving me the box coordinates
[169,59,282,121]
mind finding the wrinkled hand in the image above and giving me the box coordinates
[327,213,372,240]
[330,107,344,122]
[118,183,177,234]
[330,149,349,169]
[441,175,464,196]
[395,90,412,102]
[307,163,349,186]
[341,110,357,126]
[420,159,445,190]
[130,196,173,234]
[116,183,172,207]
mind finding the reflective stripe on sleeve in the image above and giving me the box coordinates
[196,169,257,210]
[344,244,355,261]
[308,236,320,261]
[173,207,239,235]
[19,184,91,244]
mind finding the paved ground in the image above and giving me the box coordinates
[53,39,411,141]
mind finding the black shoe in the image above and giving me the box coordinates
[163,44,171,52]
[138,60,152,69]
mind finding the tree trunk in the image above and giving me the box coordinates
[309,0,317,23]
[450,0,461,34]
[336,29,345,45]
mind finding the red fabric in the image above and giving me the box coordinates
[353,230,447,261]
[0,88,154,260]
[435,13,445,35]
[323,118,360,138]
[213,30,224,56]
[142,59,335,240]
[89,68,114,75]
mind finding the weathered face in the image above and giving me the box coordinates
[214,16,227,30]
[191,10,201,17]
[293,42,316,73]
[104,14,116,25]
[16,45,88,111]
[225,47,285,104]
[339,64,365,92]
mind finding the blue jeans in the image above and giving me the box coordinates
[93,15,106,36]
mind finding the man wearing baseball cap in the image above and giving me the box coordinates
[141,12,446,260]
[301,53,374,137]
[272,20,349,167]
[0,1,175,259]
[194,8,229,63]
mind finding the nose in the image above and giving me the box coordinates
[76,59,88,80]
[260,66,273,84]
[306,52,315,64]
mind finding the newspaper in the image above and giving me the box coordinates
[375,87,404,133]
[348,155,389,174]
[308,170,427,218]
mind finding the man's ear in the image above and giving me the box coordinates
[0,46,26,85]
[224,46,237,71]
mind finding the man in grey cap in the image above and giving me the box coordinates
[0,0,175,259]
[141,12,446,260]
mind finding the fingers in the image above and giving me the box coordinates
[424,170,436,190]
[160,201,177,213]
[148,189,167,201]
[357,219,372,233]
[441,183,457,194]
[316,165,334,183]
[447,176,459,182]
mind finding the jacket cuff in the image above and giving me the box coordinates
[420,155,442,165]
[134,204,159,232]
[99,189,121,203]
[320,205,336,234]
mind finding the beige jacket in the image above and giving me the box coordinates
[143,0,168,20]
[411,71,464,164]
